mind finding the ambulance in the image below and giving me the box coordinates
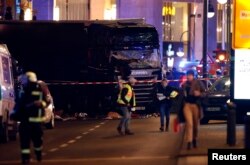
[0,44,17,143]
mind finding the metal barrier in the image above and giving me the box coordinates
[226,102,236,146]
[245,112,250,149]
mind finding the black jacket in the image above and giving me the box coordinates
[156,84,176,106]
[11,82,49,123]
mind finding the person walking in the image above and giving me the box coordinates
[156,78,178,132]
[116,76,136,135]
[181,69,205,150]
[10,72,51,164]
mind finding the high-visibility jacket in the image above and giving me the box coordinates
[117,84,136,107]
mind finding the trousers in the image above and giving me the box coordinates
[118,106,131,131]
[183,103,200,142]
[19,122,43,164]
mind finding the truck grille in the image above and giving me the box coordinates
[133,75,157,107]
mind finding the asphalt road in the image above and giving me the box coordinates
[0,115,183,165]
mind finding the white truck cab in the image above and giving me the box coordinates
[0,44,17,143]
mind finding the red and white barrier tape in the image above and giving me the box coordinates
[45,78,218,85]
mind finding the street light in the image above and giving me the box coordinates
[178,30,193,59]
[24,8,32,21]
[53,6,60,21]
[217,0,228,4]
[208,1,215,18]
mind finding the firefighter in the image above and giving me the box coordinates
[116,76,136,135]
[10,72,50,164]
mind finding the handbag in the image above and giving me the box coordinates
[173,117,180,133]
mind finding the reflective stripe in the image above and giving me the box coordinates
[32,91,42,96]
[34,146,43,151]
[21,149,30,154]
[38,109,42,118]
[29,117,45,123]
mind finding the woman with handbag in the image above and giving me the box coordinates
[181,69,205,150]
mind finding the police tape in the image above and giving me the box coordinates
[45,78,218,85]
[46,80,159,85]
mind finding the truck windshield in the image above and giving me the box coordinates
[110,49,161,69]
[113,32,158,44]
[111,27,159,47]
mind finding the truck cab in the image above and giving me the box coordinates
[0,44,16,143]
[87,21,162,113]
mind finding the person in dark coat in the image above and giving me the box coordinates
[181,69,205,150]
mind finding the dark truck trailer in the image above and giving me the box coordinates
[0,20,162,116]
[0,21,91,115]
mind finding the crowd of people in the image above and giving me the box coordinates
[114,68,208,151]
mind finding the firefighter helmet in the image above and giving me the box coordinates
[25,71,37,82]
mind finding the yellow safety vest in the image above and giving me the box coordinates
[117,84,136,107]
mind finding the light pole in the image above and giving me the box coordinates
[202,0,208,78]
[202,0,215,78]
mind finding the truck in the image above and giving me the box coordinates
[0,20,162,116]
[0,44,17,143]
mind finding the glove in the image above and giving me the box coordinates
[170,91,178,98]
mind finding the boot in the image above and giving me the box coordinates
[125,129,134,135]
[159,126,164,132]
[165,118,170,132]
[192,139,197,148]
[22,159,30,165]
[21,154,30,165]
[117,127,124,135]
[35,150,42,162]
[187,142,192,150]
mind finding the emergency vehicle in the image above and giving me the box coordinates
[0,44,17,143]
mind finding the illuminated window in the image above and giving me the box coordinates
[54,0,89,20]
[162,2,188,42]
[1,56,11,85]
